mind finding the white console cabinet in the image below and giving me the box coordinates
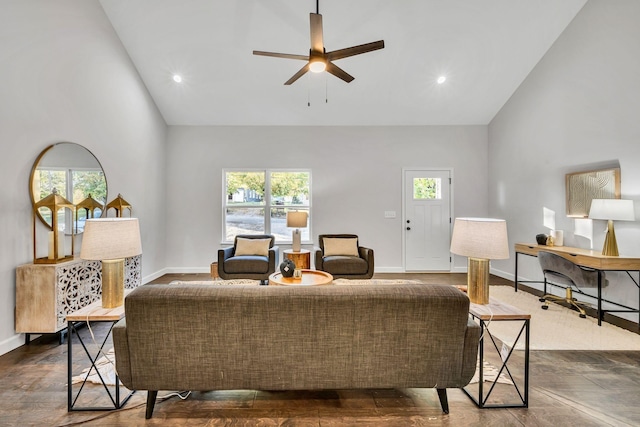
[15,255,141,343]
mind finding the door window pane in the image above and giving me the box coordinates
[413,178,441,200]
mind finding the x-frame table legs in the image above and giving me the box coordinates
[463,316,530,408]
[67,320,135,411]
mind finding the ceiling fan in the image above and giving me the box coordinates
[253,1,385,85]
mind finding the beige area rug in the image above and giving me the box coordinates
[169,279,424,286]
[170,279,260,285]
[332,279,423,285]
[71,348,119,386]
[487,286,640,351]
[469,360,513,385]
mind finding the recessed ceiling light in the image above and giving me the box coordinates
[437,76,446,84]
[172,74,183,83]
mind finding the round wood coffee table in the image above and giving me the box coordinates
[268,269,333,286]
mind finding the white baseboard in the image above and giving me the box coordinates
[490,267,513,281]
[0,334,25,357]
[142,268,171,284]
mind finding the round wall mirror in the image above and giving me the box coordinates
[30,142,108,234]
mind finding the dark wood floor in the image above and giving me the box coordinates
[2,273,640,426]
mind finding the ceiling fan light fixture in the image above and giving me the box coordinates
[309,59,326,73]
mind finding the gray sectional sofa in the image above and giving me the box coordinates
[113,283,480,419]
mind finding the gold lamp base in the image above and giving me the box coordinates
[467,257,490,304]
[601,220,619,257]
[101,259,125,308]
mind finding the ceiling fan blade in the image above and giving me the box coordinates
[284,63,311,85]
[310,13,324,52]
[325,61,354,83]
[253,51,309,61]
[327,40,385,61]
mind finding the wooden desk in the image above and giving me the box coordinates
[464,298,530,409]
[67,298,134,411]
[514,243,640,326]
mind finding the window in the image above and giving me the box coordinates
[223,170,311,243]
[413,178,442,200]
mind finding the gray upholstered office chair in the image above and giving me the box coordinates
[314,234,374,279]
[218,235,279,285]
[538,251,607,318]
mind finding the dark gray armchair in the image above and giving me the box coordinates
[314,234,374,279]
[218,235,279,284]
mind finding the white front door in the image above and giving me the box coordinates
[404,169,452,271]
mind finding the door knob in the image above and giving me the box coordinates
[406,227,411,230]
[406,220,411,223]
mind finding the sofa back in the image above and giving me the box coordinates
[114,283,478,392]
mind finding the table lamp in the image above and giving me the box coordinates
[450,218,509,304]
[588,199,635,256]
[286,211,308,252]
[80,218,142,308]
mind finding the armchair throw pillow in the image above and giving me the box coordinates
[323,238,359,257]
[235,238,270,257]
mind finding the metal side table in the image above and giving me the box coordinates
[67,299,134,411]
[463,297,530,409]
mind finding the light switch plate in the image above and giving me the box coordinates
[384,211,396,219]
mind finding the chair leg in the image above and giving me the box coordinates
[540,287,590,318]
[565,288,588,318]
[436,388,449,414]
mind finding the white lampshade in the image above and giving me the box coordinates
[80,218,142,260]
[450,218,509,260]
[589,199,635,221]
[286,211,308,228]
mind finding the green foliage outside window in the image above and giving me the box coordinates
[270,172,309,205]
[226,172,265,203]
[413,178,440,200]
[72,171,107,203]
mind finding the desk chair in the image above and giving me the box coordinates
[538,251,607,318]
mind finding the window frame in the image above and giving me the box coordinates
[34,166,106,234]
[222,168,312,244]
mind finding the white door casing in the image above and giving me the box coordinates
[403,169,452,271]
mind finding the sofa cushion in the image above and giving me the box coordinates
[323,237,359,257]
[323,256,368,275]
[235,238,271,257]
[225,255,269,274]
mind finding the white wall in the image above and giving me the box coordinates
[165,126,489,272]
[489,0,640,320]
[0,0,167,355]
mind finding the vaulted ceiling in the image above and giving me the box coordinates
[100,0,587,126]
